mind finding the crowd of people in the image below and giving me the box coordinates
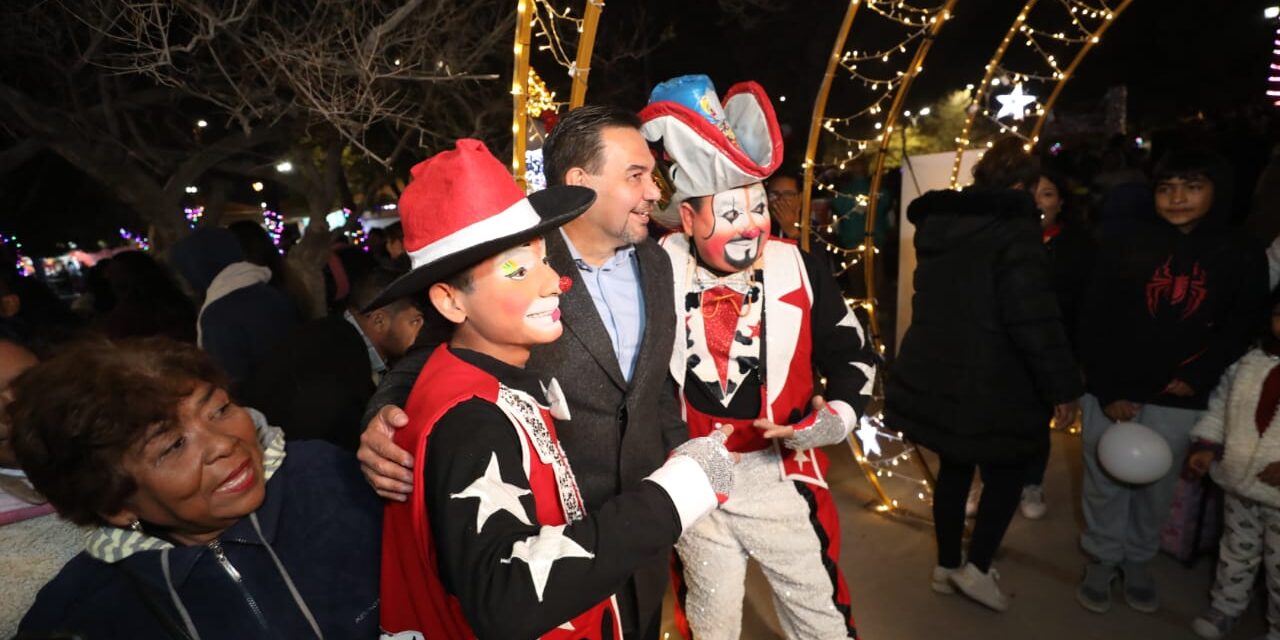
[1,72,1280,640]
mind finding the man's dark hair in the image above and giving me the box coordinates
[10,337,228,526]
[385,222,404,242]
[348,268,416,314]
[972,136,1040,190]
[543,105,643,186]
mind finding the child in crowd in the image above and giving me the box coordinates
[1186,290,1280,640]
[1076,148,1269,613]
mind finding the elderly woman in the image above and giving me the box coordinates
[10,337,380,638]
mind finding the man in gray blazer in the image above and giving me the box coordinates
[358,106,687,640]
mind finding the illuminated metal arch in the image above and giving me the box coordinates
[511,0,606,188]
[949,0,1137,187]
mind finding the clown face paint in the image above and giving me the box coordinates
[446,238,565,366]
[686,183,771,273]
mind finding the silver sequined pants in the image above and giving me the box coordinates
[676,449,854,639]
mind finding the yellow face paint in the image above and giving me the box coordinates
[499,259,520,277]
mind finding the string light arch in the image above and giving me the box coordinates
[949,0,1136,188]
[510,0,606,188]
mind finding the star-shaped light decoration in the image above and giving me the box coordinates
[855,415,883,457]
[994,82,1037,121]
[451,453,532,533]
[502,525,595,601]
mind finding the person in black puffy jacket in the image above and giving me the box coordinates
[886,137,1083,612]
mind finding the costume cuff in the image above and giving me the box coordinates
[825,400,857,435]
[645,456,719,531]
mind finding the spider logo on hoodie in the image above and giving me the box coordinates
[1146,257,1208,320]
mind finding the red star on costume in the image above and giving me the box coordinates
[748,323,762,339]
[779,286,807,310]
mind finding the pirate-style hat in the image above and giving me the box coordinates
[638,75,783,227]
[363,139,595,310]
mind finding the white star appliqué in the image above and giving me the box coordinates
[855,417,883,457]
[450,453,532,533]
[502,525,595,601]
[836,307,866,345]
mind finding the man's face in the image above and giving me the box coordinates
[387,238,405,259]
[766,176,802,240]
[433,239,564,365]
[1155,175,1214,234]
[0,341,38,468]
[367,303,425,362]
[682,183,771,273]
[572,126,660,248]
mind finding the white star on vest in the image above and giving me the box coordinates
[503,525,595,601]
[450,453,532,533]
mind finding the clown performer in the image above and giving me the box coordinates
[639,75,878,640]
[372,140,736,640]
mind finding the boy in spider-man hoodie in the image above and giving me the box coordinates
[1076,148,1269,615]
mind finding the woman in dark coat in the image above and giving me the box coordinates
[886,137,1083,611]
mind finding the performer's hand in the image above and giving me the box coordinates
[1102,400,1141,423]
[1184,449,1215,480]
[670,426,737,500]
[753,396,848,450]
[1258,461,1280,487]
[1163,379,1196,398]
[358,404,415,501]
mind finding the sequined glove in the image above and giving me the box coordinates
[671,429,735,501]
[785,403,853,451]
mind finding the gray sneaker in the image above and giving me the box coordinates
[1076,562,1115,613]
[1121,561,1159,613]
[1191,606,1235,639]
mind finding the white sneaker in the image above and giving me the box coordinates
[1019,485,1047,520]
[931,565,958,594]
[965,483,982,518]
[949,563,1010,612]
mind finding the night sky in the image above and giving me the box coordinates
[3,0,1274,255]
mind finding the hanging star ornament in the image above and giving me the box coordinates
[502,525,595,601]
[451,453,532,533]
[855,416,883,457]
[995,82,1037,121]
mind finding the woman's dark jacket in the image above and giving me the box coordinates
[19,440,381,639]
[886,188,1084,464]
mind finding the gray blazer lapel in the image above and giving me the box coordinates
[628,240,670,391]
[545,232,628,389]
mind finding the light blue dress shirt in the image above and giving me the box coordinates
[560,229,646,382]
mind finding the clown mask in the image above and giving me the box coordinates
[680,183,771,273]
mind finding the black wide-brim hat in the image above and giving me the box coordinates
[363,139,595,311]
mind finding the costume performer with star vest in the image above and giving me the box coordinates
[371,139,736,640]
[639,75,878,640]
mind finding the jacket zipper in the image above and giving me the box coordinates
[208,539,270,631]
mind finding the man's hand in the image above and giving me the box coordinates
[357,404,415,501]
[752,396,847,450]
[1163,379,1196,398]
[1102,400,1141,423]
[1053,400,1080,428]
[1185,449,1215,479]
[1258,461,1280,487]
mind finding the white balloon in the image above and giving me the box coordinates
[1098,421,1173,485]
